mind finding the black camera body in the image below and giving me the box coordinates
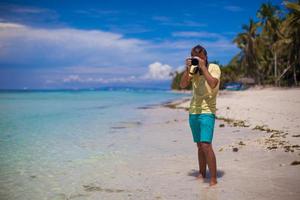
[191,58,199,66]
[189,56,208,75]
[190,57,201,75]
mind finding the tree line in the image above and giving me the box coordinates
[171,1,300,90]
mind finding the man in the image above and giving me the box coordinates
[180,45,221,186]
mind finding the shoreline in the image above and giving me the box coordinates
[1,88,299,199]
[163,87,300,154]
[96,94,300,199]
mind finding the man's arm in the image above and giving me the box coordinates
[180,69,192,89]
[180,58,192,89]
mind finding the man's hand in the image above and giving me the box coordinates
[185,58,192,72]
[179,58,193,89]
[195,57,219,89]
[198,58,206,70]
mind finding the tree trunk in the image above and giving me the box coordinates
[274,52,277,86]
[293,64,298,86]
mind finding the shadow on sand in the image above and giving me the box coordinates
[187,169,225,182]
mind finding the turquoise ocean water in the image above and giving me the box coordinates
[0,89,187,199]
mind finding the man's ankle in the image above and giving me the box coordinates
[210,178,217,184]
[199,171,206,178]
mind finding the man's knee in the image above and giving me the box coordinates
[200,142,211,152]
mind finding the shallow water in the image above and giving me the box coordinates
[0,89,187,199]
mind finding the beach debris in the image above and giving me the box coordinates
[216,116,250,127]
[290,161,300,165]
[219,124,225,127]
[256,125,300,153]
[112,121,142,129]
[83,184,127,193]
[251,124,300,153]
[232,147,239,152]
[252,125,285,135]
[218,147,223,152]
[264,137,290,151]
[120,121,142,126]
[292,134,300,137]
[161,98,190,110]
[69,193,90,199]
[137,106,153,109]
[110,126,126,129]
[238,141,246,146]
[267,146,278,150]
[284,145,295,152]
[226,106,230,110]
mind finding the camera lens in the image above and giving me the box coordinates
[191,58,199,66]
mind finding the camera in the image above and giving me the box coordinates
[189,57,200,75]
[191,58,199,66]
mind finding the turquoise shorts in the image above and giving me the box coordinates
[189,113,216,143]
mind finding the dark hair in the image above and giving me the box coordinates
[191,45,208,67]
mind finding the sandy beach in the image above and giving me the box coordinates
[50,87,300,200]
[2,88,299,199]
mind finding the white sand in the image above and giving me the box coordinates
[178,87,300,146]
[66,90,300,199]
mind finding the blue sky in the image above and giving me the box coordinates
[0,0,283,89]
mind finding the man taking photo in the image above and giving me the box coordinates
[180,44,221,186]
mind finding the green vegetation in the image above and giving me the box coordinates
[170,70,192,90]
[171,1,300,90]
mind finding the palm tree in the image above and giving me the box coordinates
[257,3,281,84]
[284,1,300,85]
[274,1,300,86]
[233,19,262,83]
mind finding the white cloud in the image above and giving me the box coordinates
[0,22,237,69]
[152,16,206,27]
[61,74,137,84]
[59,61,174,84]
[175,65,185,73]
[224,5,243,12]
[143,62,173,80]
[0,21,239,88]
[0,22,153,68]
[63,75,82,83]
[172,31,224,39]
[0,22,25,28]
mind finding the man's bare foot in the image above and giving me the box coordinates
[209,179,217,186]
[196,172,206,181]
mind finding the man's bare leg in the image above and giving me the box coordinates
[196,142,207,180]
[201,142,217,186]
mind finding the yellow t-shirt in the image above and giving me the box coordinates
[189,63,221,114]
